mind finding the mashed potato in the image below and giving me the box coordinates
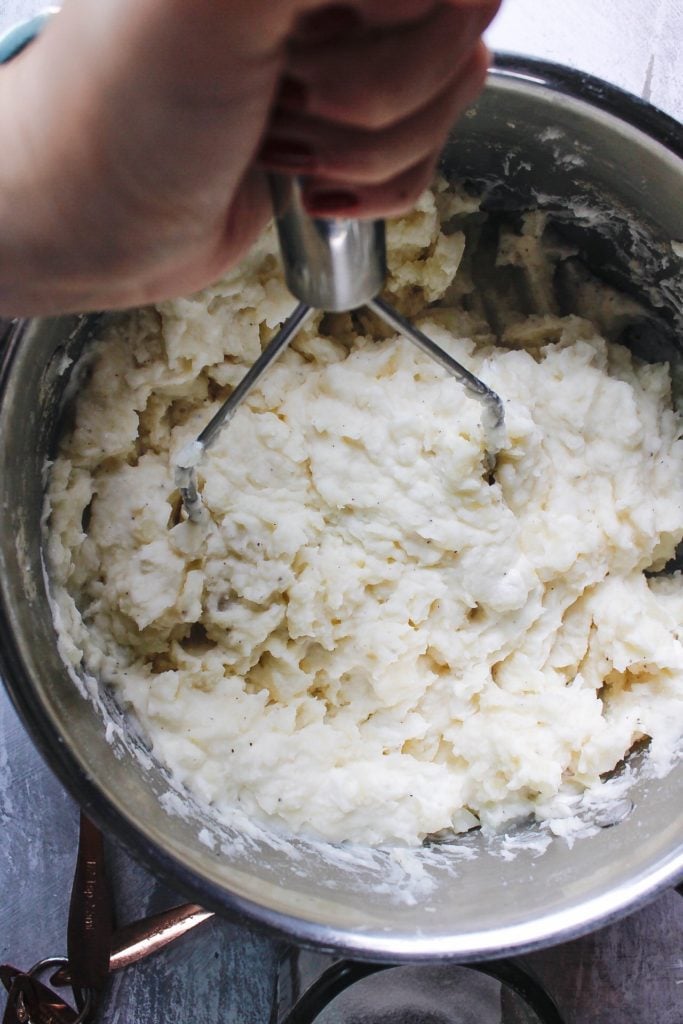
[46,185,683,846]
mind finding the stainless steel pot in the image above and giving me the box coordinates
[1,57,682,961]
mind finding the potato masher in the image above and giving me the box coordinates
[175,175,505,521]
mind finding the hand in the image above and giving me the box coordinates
[0,0,500,315]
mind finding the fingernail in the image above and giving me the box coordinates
[297,4,363,41]
[259,138,317,171]
[278,76,309,111]
[305,190,360,215]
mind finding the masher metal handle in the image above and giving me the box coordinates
[270,174,386,312]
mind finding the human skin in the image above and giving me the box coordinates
[0,0,500,315]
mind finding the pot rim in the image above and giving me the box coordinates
[492,52,682,158]
[1,54,682,961]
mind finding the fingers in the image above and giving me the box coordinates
[261,43,488,185]
[266,1,497,221]
[302,155,440,220]
[283,2,497,129]
[261,41,489,219]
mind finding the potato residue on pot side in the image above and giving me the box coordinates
[46,183,683,846]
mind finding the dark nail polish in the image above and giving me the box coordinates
[259,139,317,171]
[297,4,363,41]
[306,190,360,215]
[277,76,309,111]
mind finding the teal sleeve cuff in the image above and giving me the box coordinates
[0,6,60,63]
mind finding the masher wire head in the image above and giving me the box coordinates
[175,175,505,522]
